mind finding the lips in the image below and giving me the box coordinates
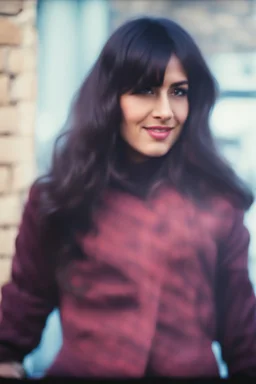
[144,126,174,131]
[143,126,174,140]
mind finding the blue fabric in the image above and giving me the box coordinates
[23,309,62,378]
[212,341,228,378]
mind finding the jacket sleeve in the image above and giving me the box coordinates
[216,208,256,377]
[0,184,58,363]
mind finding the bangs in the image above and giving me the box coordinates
[109,25,175,94]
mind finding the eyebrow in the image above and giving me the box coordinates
[171,81,189,87]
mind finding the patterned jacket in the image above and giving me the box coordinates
[0,182,255,378]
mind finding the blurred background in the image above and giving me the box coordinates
[0,0,255,379]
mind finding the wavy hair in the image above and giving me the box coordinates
[35,16,253,275]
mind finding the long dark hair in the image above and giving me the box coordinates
[35,16,253,275]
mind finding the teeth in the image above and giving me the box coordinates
[152,129,168,132]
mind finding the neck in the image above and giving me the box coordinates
[111,141,167,198]
[124,145,151,164]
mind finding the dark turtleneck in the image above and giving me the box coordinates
[110,154,167,198]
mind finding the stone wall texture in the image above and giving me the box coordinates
[0,0,37,288]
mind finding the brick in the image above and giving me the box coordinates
[23,49,36,71]
[0,74,9,105]
[17,101,35,135]
[0,228,17,256]
[23,0,37,11]
[0,1,23,16]
[0,19,22,45]
[0,106,19,134]
[0,137,34,164]
[0,48,7,72]
[22,25,37,48]
[0,166,9,193]
[10,73,37,102]
[0,258,12,289]
[11,162,36,192]
[7,48,24,75]
[15,5,37,25]
[0,195,21,226]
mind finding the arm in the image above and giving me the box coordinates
[0,184,58,367]
[216,208,256,377]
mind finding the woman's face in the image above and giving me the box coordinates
[120,55,189,162]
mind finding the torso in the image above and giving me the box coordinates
[47,186,233,378]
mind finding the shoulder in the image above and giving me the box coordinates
[158,185,239,217]
[20,179,45,227]
[177,188,247,240]
[26,180,41,204]
[206,193,249,245]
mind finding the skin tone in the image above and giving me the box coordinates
[120,54,189,163]
[0,362,25,378]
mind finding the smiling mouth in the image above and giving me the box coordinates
[143,126,174,140]
[147,128,171,132]
[143,126,174,132]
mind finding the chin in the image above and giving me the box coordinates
[146,148,171,158]
[129,145,171,162]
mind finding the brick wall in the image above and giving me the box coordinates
[0,0,37,288]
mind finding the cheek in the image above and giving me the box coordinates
[120,98,136,124]
[120,97,150,126]
[177,100,189,123]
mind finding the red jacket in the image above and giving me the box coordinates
[0,184,256,378]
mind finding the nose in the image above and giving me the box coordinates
[152,94,174,121]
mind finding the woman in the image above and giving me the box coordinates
[0,16,255,378]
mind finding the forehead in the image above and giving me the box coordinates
[163,55,188,86]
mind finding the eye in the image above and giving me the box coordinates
[171,87,188,97]
[132,87,155,95]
